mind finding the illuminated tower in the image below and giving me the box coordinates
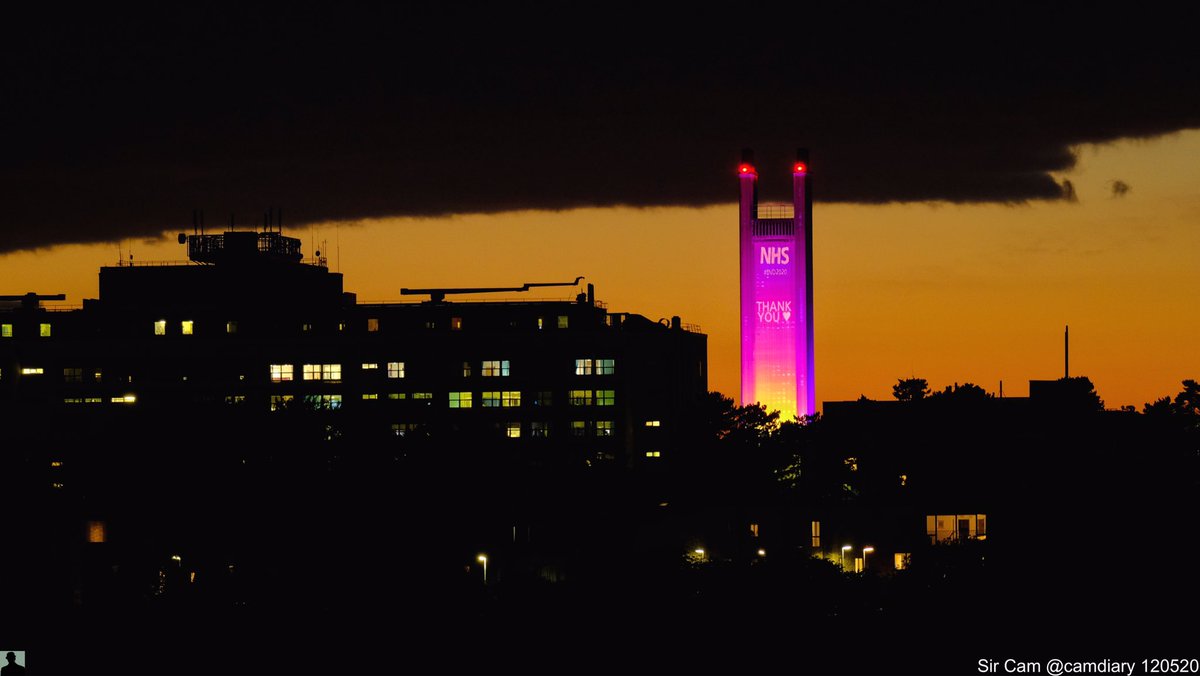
[739,148,815,419]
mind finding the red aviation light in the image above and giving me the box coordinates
[793,162,808,174]
[738,163,756,176]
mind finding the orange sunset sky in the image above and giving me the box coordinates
[4,132,1199,411]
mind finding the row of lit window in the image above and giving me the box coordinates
[568,390,616,406]
[573,358,615,376]
[6,367,104,382]
[268,394,343,410]
[1,323,51,338]
[462,360,511,377]
[63,395,136,404]
[389,420,616,439]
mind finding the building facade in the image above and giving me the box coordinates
[0,230,707,469]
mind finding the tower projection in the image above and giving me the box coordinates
[739,149,815,420]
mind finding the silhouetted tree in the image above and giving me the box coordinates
[892,378,930,402]
[1144,379,1200,428]
[1059,376,1104,411]
[930,382,990,402]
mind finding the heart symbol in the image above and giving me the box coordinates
[782,311,791,322]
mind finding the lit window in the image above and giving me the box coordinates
[534,391,553,406]
[557,315,568,329]
[425,321,436,329]
[392,423,416,437]
[596,359,615,375]
[596,390,615,406]
[645,451,661,458]
[574,359,593,376]
[570,421,587,437]
[112,394,136,404]
[451,317,463,330]
[226,321,238,334]
[21,367,44,375]
[154,320,167,336]
[93,370,102,382]
[750,523,760,538]
[899,473,908,486]
[302,322,313,333]
[367,318,380,332]
[303,364,341,382]
[362,393,379,400]
[505,422,521,438]
[413,392,433,400]
[387,393,406,400]
[338,322,346,332]
[225,395,245,404]
[502,391,521,407]
[303,394,342,410]
[462,362,472,377]
[481,360,510,377]
[894,553,910,571]
[270,395,294,411]
[482,391,502,407]
[568,390,593,406]
[537,317,544,330]
[845,457,858,472]
[449,391,473,409]
[84,397,102,404]
[63,367,83,383]
[63,398,82,404]
[644,420,661,427]
[811,521,821,548]
[362,363,379,370]
[387,362,405,378]
[531,422,549,438]
[39,323,51,337]
[0,324,11,338]
[88,520,107,543]
[595,420,614,437]
[181,320,194,335]
[270,364,294,382]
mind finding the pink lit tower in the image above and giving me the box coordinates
[738,148,815,420]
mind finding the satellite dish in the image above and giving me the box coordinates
[177,233,187,244]
[315,250,321,257]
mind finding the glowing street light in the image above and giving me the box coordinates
[757,549,766,557]
[841,545,852,570]
[862,546,875,572]
[477,554,488,584]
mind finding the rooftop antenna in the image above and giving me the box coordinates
[230,213,235,231]
[200,210,205,236]
[1064,324,1069,379]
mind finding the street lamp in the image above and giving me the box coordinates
[841,545,852,570]
[862,546,875,572]
[477,554,488,584]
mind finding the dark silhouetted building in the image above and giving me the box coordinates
[1,230,707,469]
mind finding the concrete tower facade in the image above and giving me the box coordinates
[738,149,815,419]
